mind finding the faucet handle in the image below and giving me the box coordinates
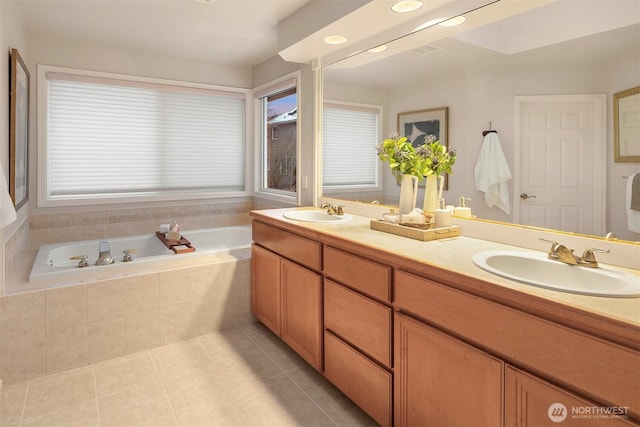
[70,255,89,268]
[122,249,137,262]
[538,237,559,252]
[581,248,610,263]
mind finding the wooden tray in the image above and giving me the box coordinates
[370,220,460,242]
[156,231,196,254]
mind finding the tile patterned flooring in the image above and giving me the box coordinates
[0,322,377,427]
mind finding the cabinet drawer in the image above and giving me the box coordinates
[324,246,391,302]
[324,279,392,367]
[324,331,392,427]
[252,221,322,271]
[395,270,640,419]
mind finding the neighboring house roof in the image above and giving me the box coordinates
[268,108,297,126]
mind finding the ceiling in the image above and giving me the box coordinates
[16,0,312,67]
[324,0,640,88]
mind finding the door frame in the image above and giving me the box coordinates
[513,94,607,237]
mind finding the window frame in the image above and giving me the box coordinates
[253,72,300,205]
[322,99,383,194]
[37,64,252,208]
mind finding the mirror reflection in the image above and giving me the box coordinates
[321,0,640,242]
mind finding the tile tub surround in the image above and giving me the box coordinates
[3,198,253,295]
[0,257,251,384]
[0,323,376,427]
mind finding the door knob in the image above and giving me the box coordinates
[520,193,537,200]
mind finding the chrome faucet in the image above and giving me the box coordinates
[95,242,115,266]
[320,203,344,215]
[538,238,609,268]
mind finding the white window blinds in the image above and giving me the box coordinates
[46,72,246,200]
[323,104,379,187]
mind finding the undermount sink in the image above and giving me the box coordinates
[283,210,352,223]
[472,250,640,297]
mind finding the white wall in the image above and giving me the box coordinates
[384,52,639,241]
[1,1,30,289]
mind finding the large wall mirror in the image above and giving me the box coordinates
[321,0,640,242]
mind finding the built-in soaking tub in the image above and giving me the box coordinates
[29,225,252,287]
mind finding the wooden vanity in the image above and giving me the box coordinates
[250,209,640,427]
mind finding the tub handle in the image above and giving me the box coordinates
[122,249,137,262]
[70,255,89,268]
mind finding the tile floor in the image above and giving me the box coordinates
[0,322,377,427]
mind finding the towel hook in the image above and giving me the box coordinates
[482,121,498,137]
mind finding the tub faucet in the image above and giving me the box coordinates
[96,242,115,266]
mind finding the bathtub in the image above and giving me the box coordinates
[29,225,252,286]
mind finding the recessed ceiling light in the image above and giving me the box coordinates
[414,18,446,32]
[368,45,388,53]
[439,15,466,27]
[324,35,348,45]
[391,0,423,13]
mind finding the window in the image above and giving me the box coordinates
[257,79,297,195]
[323,101,382,191]
[39,66,249,206]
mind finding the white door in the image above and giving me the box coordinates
[514,95,606,236]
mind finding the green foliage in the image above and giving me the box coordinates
[377,134,456,179]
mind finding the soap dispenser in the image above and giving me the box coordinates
[454,197,472,218]
[434,198,452,228]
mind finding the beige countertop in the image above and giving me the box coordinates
[251,207,640,333]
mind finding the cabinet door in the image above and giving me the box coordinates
[281,258,323,371]
[395,313,504,427]
[506,365,638,427]
[251,245,281,335]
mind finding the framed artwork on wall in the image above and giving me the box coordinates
[397,106,449,189]
[613,85,640,163]
[9,48,30,210]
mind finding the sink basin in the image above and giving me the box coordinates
[472,250,640,297]
[283,210,352,223]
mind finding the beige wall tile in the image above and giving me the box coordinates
[158,269,195,307]
[124,275,159,314]
[87,279,124,322]
[0,332,46,383]
[191,298,216,336]
[45,285,87,331]
[93,351,158,397]
[88,316,125,362]
[97,380,178,427]
[160,303,193,344]
[23,367,95,420]
[46,323,88,373]
[125,309,160,353]
[0,291,45,339]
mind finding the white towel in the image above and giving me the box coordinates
[626,172,640,233]
[474,133,512,214]
[0,163,17,229]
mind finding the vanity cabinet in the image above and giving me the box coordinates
[323,246,393,427]
[250,210,639,427]
[395,269,640,425]
[251,222,323,371]
[505,365,638,427]
[395,312,504,427]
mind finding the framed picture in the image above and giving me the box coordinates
[397,106,449,188]
[613,85,640,163]
[9,48,30,210]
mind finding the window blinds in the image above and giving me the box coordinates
[323,105,379,187]
[46,74,245,198]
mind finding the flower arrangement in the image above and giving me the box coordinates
[377,133,456,179]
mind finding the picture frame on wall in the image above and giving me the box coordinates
[397,106,449,189]
[9,48,30,210]
[613,85,640,163]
